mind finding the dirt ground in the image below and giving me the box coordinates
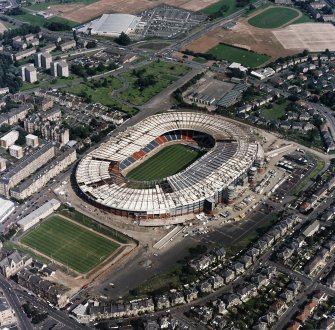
[183,19,300,59]
[0,21,7,33]
[50,0,218,23]
[273,23,335,52]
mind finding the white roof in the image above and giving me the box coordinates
[90,14,139,34]
[18,199,60,227]
[26,134,38,139]
[9,145,22,151]
[0,197,14,222]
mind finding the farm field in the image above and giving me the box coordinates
[126,145,203,181]
[119,61,190,106]
[206,43,270,67]
[21,215,119,273]
[248,7,300,29]
[13,10,77,28]
[27,0,97,11]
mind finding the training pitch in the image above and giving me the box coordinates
[126,144,202,181]
[21,215,119,274]
[206,43,270,67]
[248,7,300,29]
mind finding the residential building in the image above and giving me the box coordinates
[11,149,76,200]
[41,52,52,69]
[21,64,37,83]
[0,251,32,278]
[9,145,23,159]
[14,47,36,61]
[0,197,14,223]
[0,142,56,196]
[0,130,19,149]
[60,40,76,51]
[25,134,39,148]
[51,60,69,78]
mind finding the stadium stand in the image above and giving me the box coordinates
[76,112,263,221]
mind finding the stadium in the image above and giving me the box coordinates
[76,112,263,222]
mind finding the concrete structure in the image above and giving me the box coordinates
[86,14,140,37]
[11,149,76,200]
[0,197,15,223]
[21,64,37,83]
[25,134,39,148]
[9,145,23,159]
[0,143,56,196]
[76,112,262,222]
[34,52,42,67]
[0,130,19,149]
[17,199,61,231]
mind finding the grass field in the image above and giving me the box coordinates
[127,145,202,181]
[261,101,288,120]
[119,61,190,106]
[13,10,78,28]
[206,43,271,68]
[27,0,96,11]
[21,215,119,273]
[202,0,258,18]
[248,7,300,29]
[64,78,137,115]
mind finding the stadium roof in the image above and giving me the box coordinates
[90,14,139,35]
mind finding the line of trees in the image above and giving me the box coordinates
[0,54,22,92]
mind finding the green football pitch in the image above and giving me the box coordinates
[126,144,203,181]
[21,215,119,273]
[248,7,300,29]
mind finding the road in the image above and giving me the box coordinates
[17,290,91,329]
[0,274,33,330]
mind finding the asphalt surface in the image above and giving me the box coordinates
[0,274,33,330]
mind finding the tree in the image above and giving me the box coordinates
[86,40,97,49]
[114,32,131,46]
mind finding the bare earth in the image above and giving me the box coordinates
[183,19,299,59]
[273,23,335,52]
[50,0,218,23]
[0,21,7,33]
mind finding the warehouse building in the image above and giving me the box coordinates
[17,199,61,232]
[80,14,140,37]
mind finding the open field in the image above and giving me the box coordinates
[273,23,335,52]
[119,61,190,106]
[127,145,202,181]
[206,43,270,67]
[27,0,97,11]
[248,7,300,29]
[64,78,137,115]
[47,0,219,23]
[183,7,310,59]
[14,9,77,27]
[261,101,289,120]
[21,215,119,273]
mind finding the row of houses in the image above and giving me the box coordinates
[72,215,302,324]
